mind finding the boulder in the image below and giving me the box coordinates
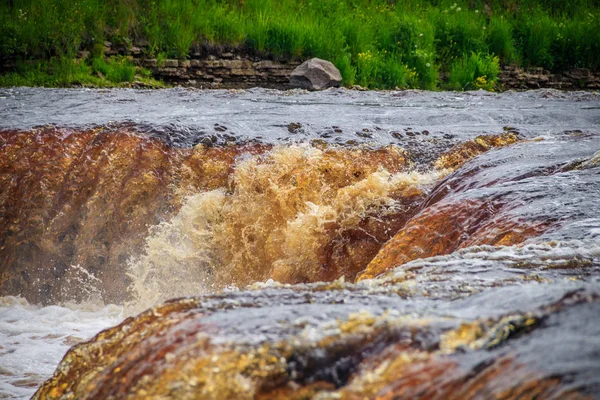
[289,58,342,90]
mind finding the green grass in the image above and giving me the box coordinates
[1,0,598,89]
[488,16,519,65]
[0,57,162,88]
[92,57,136,83]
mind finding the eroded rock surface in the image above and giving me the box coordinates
[2,91,599,399]
[361,136,600,280]
[35,280,600,399]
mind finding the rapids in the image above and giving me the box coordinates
[0,87,599,399]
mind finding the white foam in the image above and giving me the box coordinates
[0,297,123,399]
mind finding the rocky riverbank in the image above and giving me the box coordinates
[104,41,302,89]
[148,55,600,91]
[4,40,600,90]
[121,41,600,90]
[499,65,600,90]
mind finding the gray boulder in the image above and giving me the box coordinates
[290,58,342,90]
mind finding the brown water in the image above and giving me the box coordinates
[0,87,599,399]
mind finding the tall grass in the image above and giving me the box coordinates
[1,0,598,89]
[0,57,155,88]
[487,16,519,64]
[448,52,500,91]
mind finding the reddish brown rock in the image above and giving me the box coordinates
[34,284,600,399]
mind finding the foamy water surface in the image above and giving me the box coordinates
[0,297,123,399]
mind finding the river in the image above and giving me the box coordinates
[0,87,599,399]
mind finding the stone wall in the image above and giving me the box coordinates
[147,58,600,90]
[146,55,600,90]
[144,56,301,89]
[101,40,301,88]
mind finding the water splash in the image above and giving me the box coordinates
[126,145,441,313]
[0,126,267,304]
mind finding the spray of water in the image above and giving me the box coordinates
[126,145,441,313]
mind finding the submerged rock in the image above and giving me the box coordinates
[289,58,342,90]
[0,127,423,305]
[433,132,519,171]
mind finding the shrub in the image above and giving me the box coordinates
[0,58,101,87]
[333,52,356,86]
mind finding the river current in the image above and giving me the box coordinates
[1,87,599,399]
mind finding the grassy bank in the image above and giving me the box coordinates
[1,0,599,89]
[0,57,163,88]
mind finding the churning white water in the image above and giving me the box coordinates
[0,297,123,399]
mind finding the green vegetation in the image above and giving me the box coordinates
[449,52,500,90]
[1,0,598,90]
[0,56,162,88]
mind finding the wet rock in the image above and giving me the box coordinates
[289,58,342,91]
[34,283,600,399]
[433,133,519,171]
[221,133,237,142]
[577,150,600,170]
[287,122,303,133]
[359,136,600,280]
[355,129,372,138]
[214,123,228,132]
